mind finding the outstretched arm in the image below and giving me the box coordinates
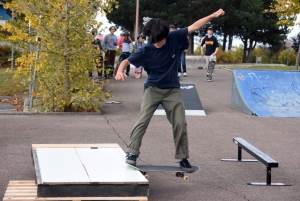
[188,9,225,34]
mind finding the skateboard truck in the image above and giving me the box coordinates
[175,172,189,181]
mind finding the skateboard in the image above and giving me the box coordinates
[134,66,143,78]
[113,56,123,76]
[128,164,200,181]
[207,55,216,81]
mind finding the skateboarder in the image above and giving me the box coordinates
[115,9,225,172]
[200,27,219,81]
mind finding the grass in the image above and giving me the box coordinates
[0,68,28,96]
[221,65,297,71]
[245,66,296,70]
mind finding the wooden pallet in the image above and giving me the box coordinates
[3,181,148,201]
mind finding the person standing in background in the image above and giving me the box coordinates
[118,30,132,50]
[102,26,118,68]
[169,24,175,31]
[121,31,133,76]
[177,25,189,78]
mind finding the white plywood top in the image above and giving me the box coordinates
[36,148,90,184]
[32,143,120,150]
[35,146,148,184]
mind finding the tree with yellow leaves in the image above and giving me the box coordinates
[3,0,119,112]
[272,0,300,69]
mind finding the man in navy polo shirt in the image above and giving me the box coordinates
[115,9,225,172]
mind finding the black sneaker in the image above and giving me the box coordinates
[125,153,137,166]
[206,75,212,82]
[179,159,193,173]
[125,72,129,76]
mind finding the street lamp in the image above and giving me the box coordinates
[285,40,293,66]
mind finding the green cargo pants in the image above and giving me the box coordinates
[126,86,189,159]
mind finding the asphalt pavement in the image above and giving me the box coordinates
[1,68,300,201]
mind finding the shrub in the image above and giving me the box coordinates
[278,49,297,66]
[0,45,21,68]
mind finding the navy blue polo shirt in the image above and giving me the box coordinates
[128,28,188,89]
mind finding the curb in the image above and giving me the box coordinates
[0,112,103,115]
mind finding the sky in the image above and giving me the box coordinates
[96,13,300,47]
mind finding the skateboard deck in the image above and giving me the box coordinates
[113,56,123,76]
[128,164,200,181]
[134,66,143,79]
[207,61,215,81]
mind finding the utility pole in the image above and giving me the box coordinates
[135,0,139,42]
[11,10,14,69]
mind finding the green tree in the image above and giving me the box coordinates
[231,0,288,63]
[259,43,283,63]
[105,0,209,33]
[3,0,118,112]
[105,0,217,54]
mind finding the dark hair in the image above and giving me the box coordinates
[109,26,116,31]
[123,31,129,36]
[176,25,182,29]
[142,18,169,43]
[137,34,143,40]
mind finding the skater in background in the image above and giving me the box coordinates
[200,27,219,81]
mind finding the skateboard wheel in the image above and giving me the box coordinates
[145,175,149,179]
[183,176,189,181]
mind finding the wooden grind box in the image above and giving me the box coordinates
[31,144,149,198]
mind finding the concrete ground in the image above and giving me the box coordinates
[1,68,299,201]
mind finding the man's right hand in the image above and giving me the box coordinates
[201,52,204,56]
[214,9,225,18]
[115,71,127,81]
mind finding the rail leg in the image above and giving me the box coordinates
[266,167,271,185]
[238,146,242,161]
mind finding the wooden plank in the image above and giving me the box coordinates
[6,190,37,193]
[9,181,36,183]
[75,148,148,184]
[36,148,90,184]
[4,180,148,201]
[7,187,38,190]
[8,184,36,187]
[32,144,120,150]
[3,197,148,200]
[4,193,37,197]
[4,181,148,201]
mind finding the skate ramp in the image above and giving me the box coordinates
[231,69,300,117]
